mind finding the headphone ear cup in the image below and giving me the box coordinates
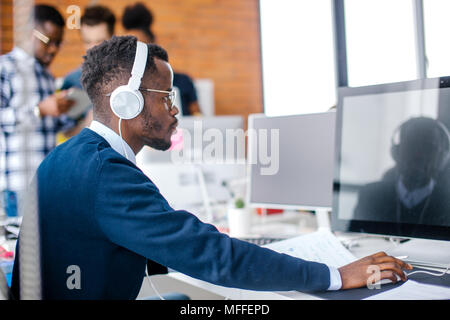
[110,86,144,120]
[391,144,399,162]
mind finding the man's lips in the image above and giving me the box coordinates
[170,120,178,133]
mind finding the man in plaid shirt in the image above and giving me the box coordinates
[0,5,76,214]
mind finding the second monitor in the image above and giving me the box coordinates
[247,112,336,211]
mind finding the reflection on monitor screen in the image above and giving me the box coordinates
[333,77,450,241]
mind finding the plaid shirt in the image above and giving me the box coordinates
[0,47,75,192]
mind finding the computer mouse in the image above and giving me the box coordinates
[374,273,404,286]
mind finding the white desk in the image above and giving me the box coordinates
[169,272,317,300]
[168,232,450,300]
[167,231,400,300]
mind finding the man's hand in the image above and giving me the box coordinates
[338,251,413,289]
[38,90,75,117]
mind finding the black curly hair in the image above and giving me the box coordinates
[34,4,65,27]
[122,2,155,43]
[81,36,168,121]
[81,5,116,36]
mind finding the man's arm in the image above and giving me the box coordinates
[60,68,82,91]
[94,154,412,292]
[93,156,332,292]
[36,90,74,117]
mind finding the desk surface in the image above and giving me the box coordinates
[168,233,450,300]
[3,213,449,300]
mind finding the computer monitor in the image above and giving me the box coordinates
[136,116,246,213]
[332,77,450,265]
[247,112,336,214]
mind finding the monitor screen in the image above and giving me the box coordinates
[247,112,336,209]
[332,77,450,241]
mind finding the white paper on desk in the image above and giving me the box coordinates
[263,230,358,268]
[365,280,450,300]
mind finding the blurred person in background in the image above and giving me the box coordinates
[122,2,202,116]
[61,5,116,90]
[58,5,117,142]
[0,4,76,216]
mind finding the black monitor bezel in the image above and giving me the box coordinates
[332,76,450,241]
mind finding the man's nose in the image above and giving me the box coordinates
[170,105,179,117]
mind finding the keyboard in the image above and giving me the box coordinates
[238,237,286,246]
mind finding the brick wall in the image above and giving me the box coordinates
[0,1,13,54]
[1,0,263,117]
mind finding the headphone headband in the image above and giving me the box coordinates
[128,41,148,90]
[392,117,450,147]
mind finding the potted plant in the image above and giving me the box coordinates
[227,197,252,237]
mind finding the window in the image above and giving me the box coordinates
[259,0,336,116]
[345,0,418,87]
[423,0,450,77]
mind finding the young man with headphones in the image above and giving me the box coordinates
[12,36,411,299]
[354,117,450,228]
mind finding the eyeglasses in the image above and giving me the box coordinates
[139,88,177,111]
[105,88,177,111]
[33,29,62,48]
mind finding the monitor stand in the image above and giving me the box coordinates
[315,208,331,231]
[386,238,450,269]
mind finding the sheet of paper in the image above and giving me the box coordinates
[365,280,450,300]
[263,230,358,268]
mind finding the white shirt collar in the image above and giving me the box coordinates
[396,178,435,209]
[88,120,136,165]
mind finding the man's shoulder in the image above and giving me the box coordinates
[174,72,192,80]
[173,72,194,86]
[0,51,12,62]
[57,129,138,168]
[60,128,106,148]
[61,67,82,89]
[0,48,36,68]
[0,49,17,60]
[0,51,17,72]
[43,129,112,166]
[66,67,82,76]
[65,67,82,81]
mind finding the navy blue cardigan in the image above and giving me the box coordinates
[12,128,330,299]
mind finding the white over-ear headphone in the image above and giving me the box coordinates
[110,41,148,120]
